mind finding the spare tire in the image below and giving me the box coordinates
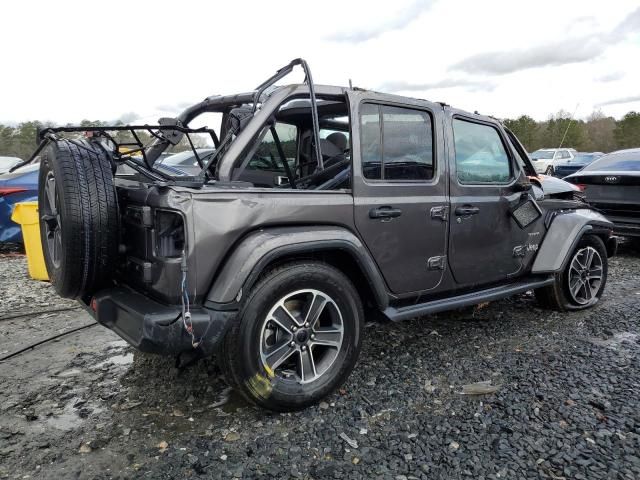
[38,139,119,298]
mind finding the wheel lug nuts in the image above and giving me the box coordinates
[304,322,310,327]
[310,334,315,340]
[292,326,297,331]
[301,345,307,351]
[289,341,295,347]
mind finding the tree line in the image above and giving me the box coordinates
[504,110,640,153]
[1,111,639,161]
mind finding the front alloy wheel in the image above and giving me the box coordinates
[534,234,608,311]
[567,246,603,305]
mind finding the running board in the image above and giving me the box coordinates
[384,276,555,322]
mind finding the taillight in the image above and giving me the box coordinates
[155,210,185,258]
[0,187,27,197]
[574,184,587,191]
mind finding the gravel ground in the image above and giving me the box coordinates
[0,243,639,479]
[0,246,76,317]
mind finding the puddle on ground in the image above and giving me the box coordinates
[590,332,639,350]
[46,404,84,432]
[56,368,83,377]
[93,353,134,369]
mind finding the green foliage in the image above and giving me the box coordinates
[504,115,540,150]
[0,121,49,160]
[614,111,640,150]
[503,110,638,153]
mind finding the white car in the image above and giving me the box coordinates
[529,148,575,175]
[0,156,23,174]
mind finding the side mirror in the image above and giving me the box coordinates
[512,182,533,193]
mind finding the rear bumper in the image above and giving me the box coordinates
[86,286,236,356]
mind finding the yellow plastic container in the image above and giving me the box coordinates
[11,202,49,281]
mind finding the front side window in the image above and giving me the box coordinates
[359,103,434,181]
[247,123,297,172]
[453,119,511,183]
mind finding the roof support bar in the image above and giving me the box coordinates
[253,58,324,171]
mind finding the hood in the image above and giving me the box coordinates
[0,163,39,187]
[538,174,580,195]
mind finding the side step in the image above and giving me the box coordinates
[384,276,555,322]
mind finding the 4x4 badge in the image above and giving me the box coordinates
[605,176,618,183]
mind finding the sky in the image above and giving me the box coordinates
[1,0,639,125]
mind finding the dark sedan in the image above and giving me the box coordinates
[565,148,640,238]
[554,152,603,178]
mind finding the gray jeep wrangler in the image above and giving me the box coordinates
[34,59,617,411]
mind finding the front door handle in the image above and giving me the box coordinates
[369,206,402,219]
[455,205,480,216]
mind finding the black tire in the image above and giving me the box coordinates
[38,139,119,298]
[535,235,608,311]
[221,261,364,411]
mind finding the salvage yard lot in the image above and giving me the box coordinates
[1,244,640,480]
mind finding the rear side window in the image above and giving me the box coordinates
[360,103,434,181]
[453,119,511,183]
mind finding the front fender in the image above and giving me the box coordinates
[205,226,389,309]
[531,209,613,274]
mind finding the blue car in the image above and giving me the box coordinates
[553,152,603,178]
[0,162,39,243]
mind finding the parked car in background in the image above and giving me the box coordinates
[0,162,39,242]
[530,148,576,175]
[565,148,640,239]
[0,156,23,174]
[554,152,603,178]
[157,148,215,173]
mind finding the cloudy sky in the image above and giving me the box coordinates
[2,0,639,125]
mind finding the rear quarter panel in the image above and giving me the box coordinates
[117,185,356,304]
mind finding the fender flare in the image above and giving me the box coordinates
[205,226,389,309]
[531,209,614,274]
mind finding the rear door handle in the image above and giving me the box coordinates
[455,205,480,216]
[369,206,402,219]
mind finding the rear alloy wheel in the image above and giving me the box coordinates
[221,262,363,411]
[535,235,608,311]
[259,289,344,384]
[545,165,554,175]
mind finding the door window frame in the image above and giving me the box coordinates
[358,100,438,186]
[451,114,518,187]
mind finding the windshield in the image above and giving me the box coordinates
[583,151,640,172]
[531,150,555,160]
[571,153,600,164]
